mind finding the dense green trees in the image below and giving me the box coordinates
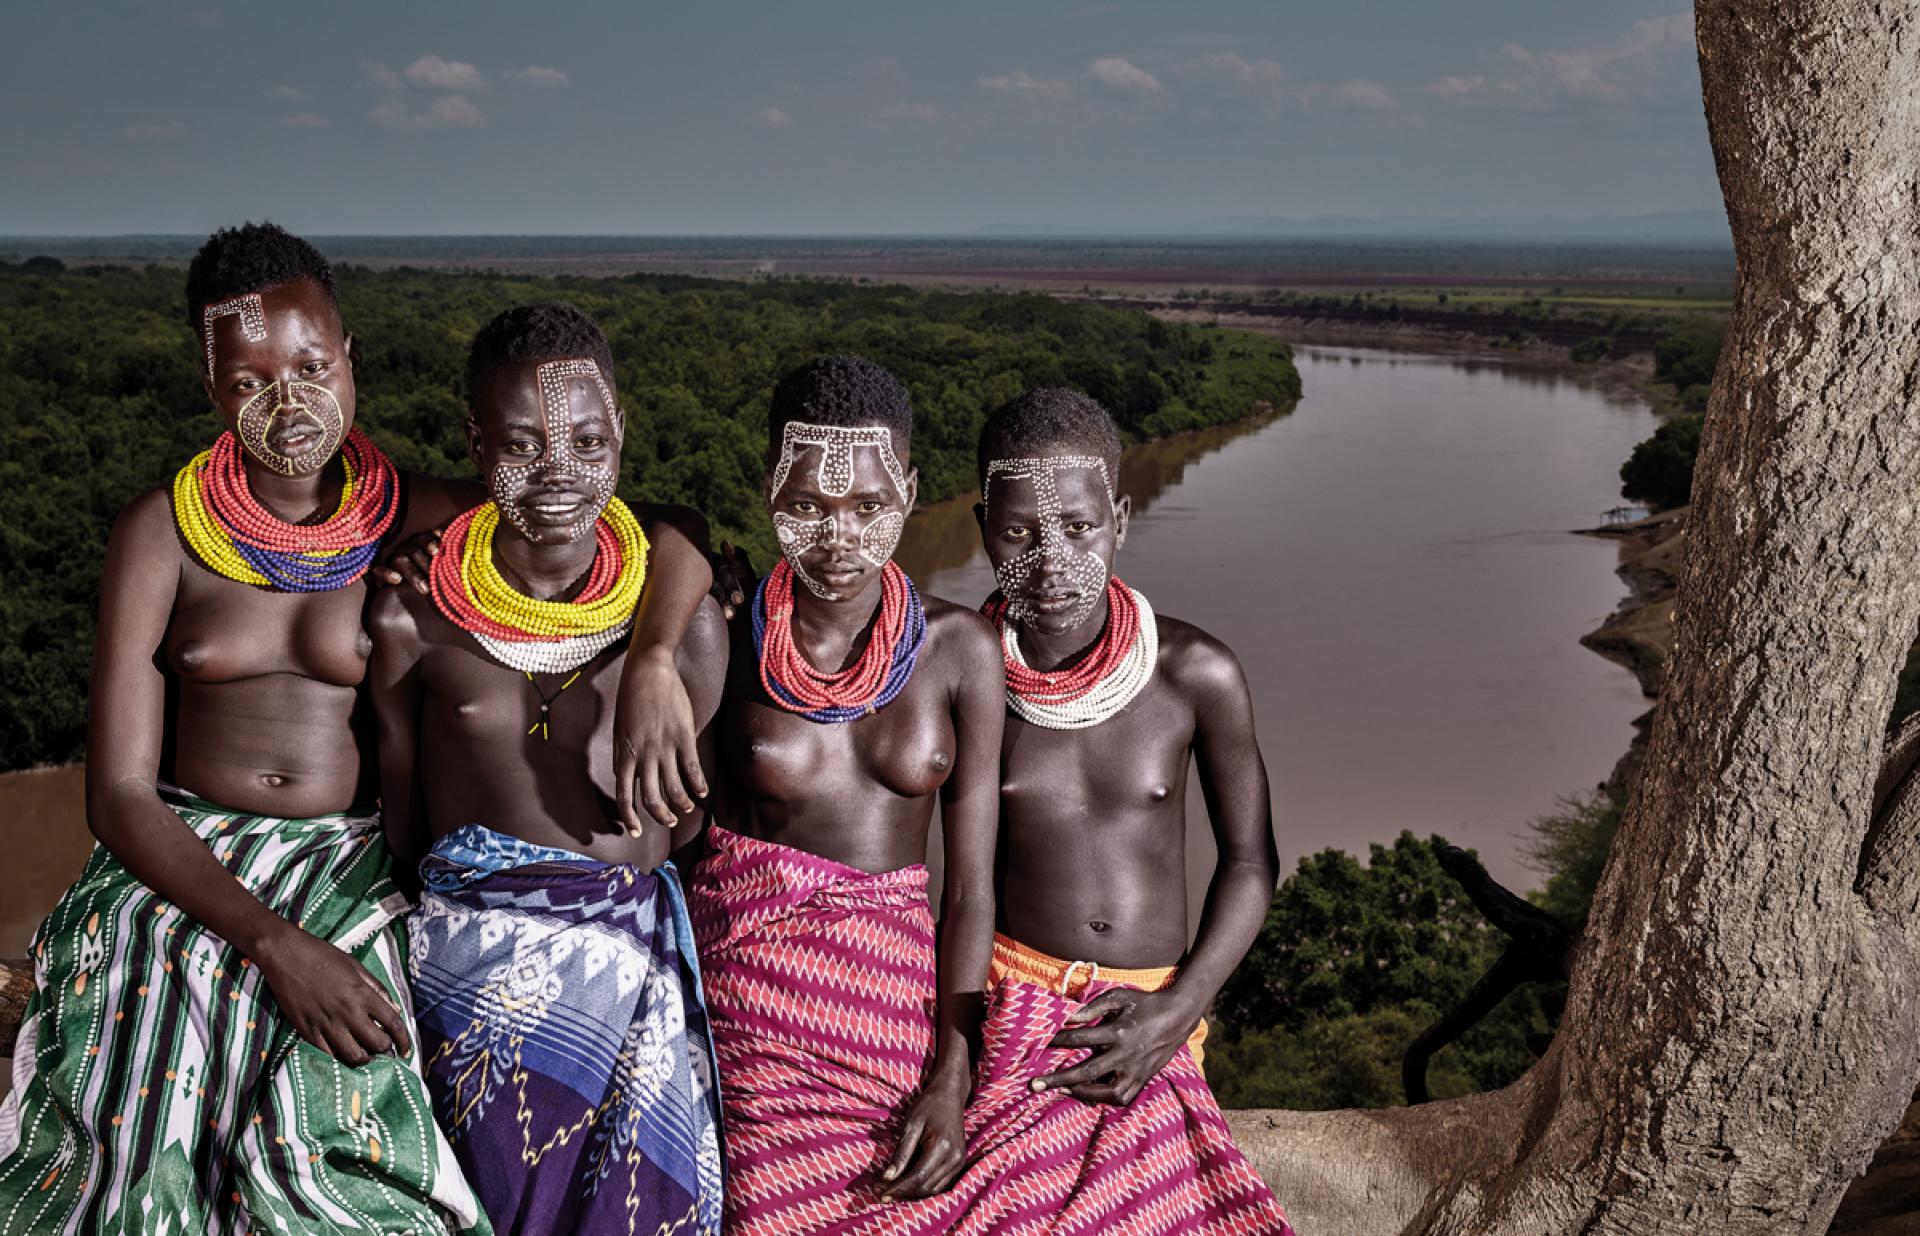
[0,263,1299,772]
[1651,317,1726,411]
[1210,831,1560,1109]
[1619,413,1705,509]
[1209,793,1623,1110]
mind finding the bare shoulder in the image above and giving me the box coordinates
[367,577,432,654]
[399,471,484,537]
[631,500,712,548]
[921,593,1000,665]
[921,594,998,652]
[1154,613,1251,711]
[112,485,184,558]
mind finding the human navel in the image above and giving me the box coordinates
[1089,920,1111,933]
[930,751,950,770]
[258,773,288,789]
[1149,784,1170,801]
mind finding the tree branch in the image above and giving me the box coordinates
[1858,712,1920,931]
[1403,843,1576,1104]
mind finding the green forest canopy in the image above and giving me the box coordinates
[0,262,1301,771]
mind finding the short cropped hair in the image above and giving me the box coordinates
[184,222,337,333]
[465,302,617,396]
[767,355,913,460]
[977,388,1123,488]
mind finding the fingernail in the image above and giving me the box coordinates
[1029,1080,1044,1092]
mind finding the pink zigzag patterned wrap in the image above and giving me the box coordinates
[826,969,1294,1235]
[685,824,939,1234]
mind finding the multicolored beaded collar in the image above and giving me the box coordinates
[753,558,926,723]
[172,428,399,592]
[984,577,1158,730]
[428,498,650,676]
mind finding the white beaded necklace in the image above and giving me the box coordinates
[472,617,632,674]
[1002,585,1159,730]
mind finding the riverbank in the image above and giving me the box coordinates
[1148,306,1664,406]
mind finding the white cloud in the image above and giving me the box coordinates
[1331,79,1398,110]
[363,61,405,92]
[283,113,328,128]
[1175,54,1286,93]
[754,106,795,130]
[977,70,1074,100]
[1087,56,1163,96]
[369,95,485,130]
[867,101,941,131]
[1431,13,1693,106]
[404,54,487,93]
[122,120,186,140]
[505,65,570,88]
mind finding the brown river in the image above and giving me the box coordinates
[0,342,1653,956]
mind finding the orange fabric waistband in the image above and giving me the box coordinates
[990,933,1180,996]
[989,934,1207,1072]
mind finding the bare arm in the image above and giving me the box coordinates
[615,505,718,832]
[366,588,430,891]
[1164,641,1278,1020]
[882,608,1005,1198]
[85,492,411,1064]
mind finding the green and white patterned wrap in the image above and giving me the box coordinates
[0,788,487,1235]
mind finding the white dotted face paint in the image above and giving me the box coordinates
[235,380,346,476]
[985,455,1116,628]
[490,358,623,544]
[201,294,267,385]
[768,421,911,600]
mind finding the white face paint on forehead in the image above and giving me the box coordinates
[201,294,267,385]
[490,357,624,544]
[985,455,1117,628]
[768,421,912,601]
[769,422,910,504]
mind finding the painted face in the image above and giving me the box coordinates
[982,454,1124,630]
[202,279,355,476]
[469,357,624,543]
[766,422,914,601]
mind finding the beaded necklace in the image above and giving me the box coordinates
[753,558,926,723]
[985,577,1158,730]
[429,498,649,676]
[172,428,399,592]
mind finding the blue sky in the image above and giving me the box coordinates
[2,2,1720,235]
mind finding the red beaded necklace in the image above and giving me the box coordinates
[757,558,910,713]
[202,428,398,553]
[985,576,1141,704]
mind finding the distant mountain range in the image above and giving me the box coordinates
[974,210,1733,244]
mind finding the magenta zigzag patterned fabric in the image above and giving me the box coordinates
[685,825,938,1235]
[827,972,1293,1235]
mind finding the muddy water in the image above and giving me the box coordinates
[895,343,1653,915]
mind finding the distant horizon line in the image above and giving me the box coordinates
[0,229,1735,246]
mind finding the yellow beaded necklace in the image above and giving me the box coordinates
[173,450,357,587]
[458,499,649,637]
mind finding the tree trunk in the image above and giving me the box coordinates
[1227,3,1920,1231]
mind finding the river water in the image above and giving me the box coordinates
[0,342,1654,957]
[895,343,1654,920]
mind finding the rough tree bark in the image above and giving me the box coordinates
[1227,4,1920,1231]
